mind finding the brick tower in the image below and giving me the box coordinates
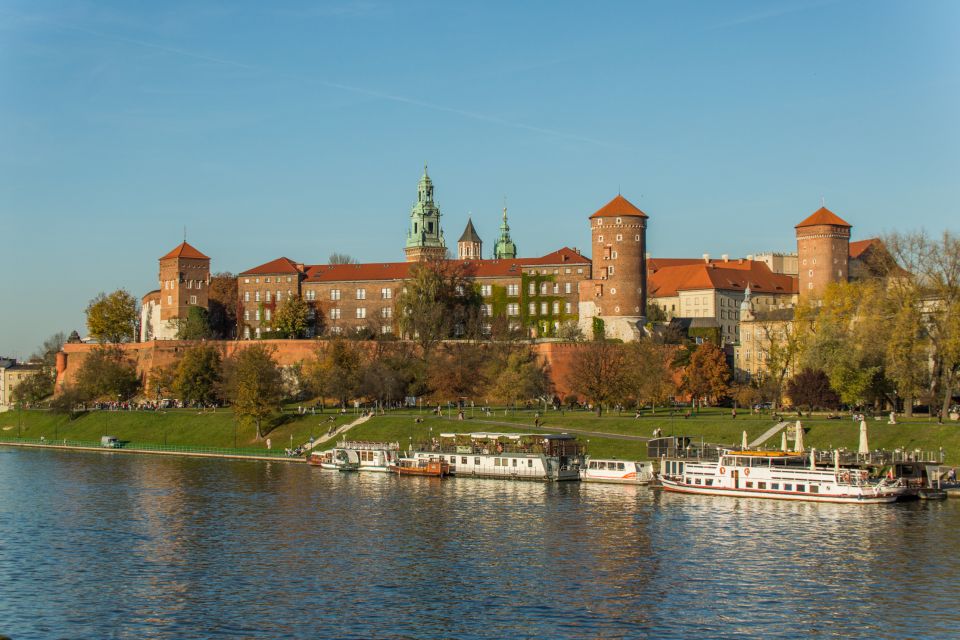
[795,206,851,301]
[155,241,211,339]
[579,194,648,341]
[405,165,447,262]
[457,217,482,259]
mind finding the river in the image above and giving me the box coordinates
[0,448,957,639]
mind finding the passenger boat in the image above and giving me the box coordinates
[580,458,654,484]
[310,440,400,472]
[410,432,583,481]
[659,449,903,504]
[389,457,450,477]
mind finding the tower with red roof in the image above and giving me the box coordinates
[152,241,211,339]
[795,206,851,300]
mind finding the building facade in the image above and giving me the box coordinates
[141,241,211,341]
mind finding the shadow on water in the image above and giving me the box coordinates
[0,448,958,639]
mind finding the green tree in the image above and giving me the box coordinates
[173,344,223,406]
[682,342,730,406]
[308,339,364,408]
[625,340,675,411]
[221,344,283,440]
[395,257,483,360]
[487,346,551,407]
[74,346,140,401]
[592,317,606,341]
[11,370,55,406]
[207,273,238,339]
[566,341,629,416]
[176,306,213,340]
[275,294,309,338]
[86,290,138,344]
[785,368,840,413]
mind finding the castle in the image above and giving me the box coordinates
[139,167,876,355]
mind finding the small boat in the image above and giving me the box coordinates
[581,458,653,484]
[390,457,450,477]
[307,448,360,471]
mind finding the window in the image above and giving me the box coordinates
[266,291,272,302]
[244,310,250,321]
[784,484,793,491]
[331,326,342,334]
[265,309,271,321]
[287,276,292,283]
[255,327,260,338]
[608,266,615,276]
[540,302,548,314]
[474,457,480,465]
[598,235,604,243]
[507,284,519,296]
[553,302,560,314]
[167,295,172,305]
[381,288,392,299]
[331,289,341,301]
[255,309,261,321]
[480,284,492,296]
[483,304,492,316]
[356,307,366,319]
[255,291,261,302]
[356,288,366,300]
[540,283,548,295]
[565,302,571,314]
[758,482,766,490]
[507,303,519,316]
[612,251,618,259]
[380,325,391,335]
[565,282,572,294]
[772,483,779,490]
[244,292,250,302]
[330,308,341,320]
[529,282,536,295]
[577,268,583,274]
[528,303,536,315]
[797,484,806,492]
[244,278,250,284]
[276,291,281,303]
[810,485,819,494]
[746,481,753,488]
[243,327,250,339]
[635,235,640,241]
[616,217,622,224]
[266,277,272,283]
[381,307,392,318]
[306,290,315,301]
[616,234,622,241]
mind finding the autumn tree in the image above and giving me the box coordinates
[566,341,629,416]
[11,371,54,406]
[308,339,364,408]
[221,344,283,440]
[395,257,484,360]
[359,344,415,407]
[207,273,238,339]
[274,294,310,338]
[682,342,730,406]
[74,346,140,401]
[86,290,138,344]
[176,306,213,340]
[427,342,488,402]
[174,344,223,406]
[624,340,675,411]
[486,346,551,407]
[785,368,840,413]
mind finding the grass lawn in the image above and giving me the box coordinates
[3,406,956,463]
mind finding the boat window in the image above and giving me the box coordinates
[797,484,805,492]
[589,461,597,469]
[528,459,533,467]
[679,462,684,474]
[617,462,625,470]
[746,481,753,488]
[810,485,819,494]
[474,457,480,465]
[494,458,500,466]
[771,483,779,490]
[512,459,517,467]
[705,479,713,486]
[599,462,607,470]
[784,484,793,491]
[450,456,456,463]
[461,457,467,464]
[758,482,766,489]
[695,478,701,485]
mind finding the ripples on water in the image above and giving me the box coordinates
[0,448,957,639]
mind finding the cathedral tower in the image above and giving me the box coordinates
[457,218,482,259]
[795,206,851,301]
[493,204,517,259]
[405,165,447,262]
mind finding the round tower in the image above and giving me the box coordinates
[583,194,648,341]
[795,206,851,300]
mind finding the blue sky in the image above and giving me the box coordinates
[1,0,957,357]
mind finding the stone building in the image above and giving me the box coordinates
[0,361,44,409]
[140,241,211,341]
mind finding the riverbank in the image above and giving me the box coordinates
[2,408,957,463]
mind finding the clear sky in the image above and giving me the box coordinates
[1,0,957,358]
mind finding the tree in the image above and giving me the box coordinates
[328,253,358,265]
[176,306,213,340]
[308,339,364,408]
[682,342,730,406]
[556,321,585,342]
[624,340,675,411]
[427,342,488,402]
[275,294,309,338]
[207,273,238,339]
[74,346,140,401]
[31,332,66,367]
[173,344,222,406]
[221,344,283,440]
[149,365,177,402]
[86,290,138,344]
[11,371,54,406]
[785,368,840,413]
[395,257,483,360]
[592,317,606,341]
[566,341,629,415]
[487,346,551,407]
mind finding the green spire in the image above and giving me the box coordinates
[493,202,517,259]
[405,164,445,251]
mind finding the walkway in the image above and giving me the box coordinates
[302,414,372,451]
[748,421,790,448]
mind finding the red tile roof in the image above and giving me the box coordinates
[589,194,648,219]
[649,261,797,298]
[160,242,209,260]
[849,238,879,259]
[795,206,851,229]
[240,257,303,276]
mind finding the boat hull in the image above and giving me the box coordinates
[660,477,898,504]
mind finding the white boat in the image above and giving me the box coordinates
[659,449,903,504]
[411,432,584,481]
[308,440,400,472]
[581,458,653,484]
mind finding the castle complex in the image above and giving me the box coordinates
[138,167,879,369]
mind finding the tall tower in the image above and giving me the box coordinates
[156,241,210,339]
[405,165,447,262]
[457,217,482,260]
[493,203,517,259]
[795,206,851,301]
[579,194,648,341]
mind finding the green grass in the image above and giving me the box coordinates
[3,407,956,463]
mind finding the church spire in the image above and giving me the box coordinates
[405,164,446,262]
[493,200,517,260]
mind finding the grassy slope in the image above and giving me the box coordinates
[3,408,956,461]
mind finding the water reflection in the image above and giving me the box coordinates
[0,449,957,639]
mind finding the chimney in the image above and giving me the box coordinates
[702,253,710,263]
[722,254,729,262]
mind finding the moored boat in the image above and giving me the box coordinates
[581,458,653,484]
[389,457,450,477]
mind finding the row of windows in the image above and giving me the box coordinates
[166,295,198,306]
[164,279,205,290]
[243,276,295,284]
[597,234,641,243]
[243,290,294,303]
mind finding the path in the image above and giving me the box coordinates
[748,421,790,448]
[301,414,372,451]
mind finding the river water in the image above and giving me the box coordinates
[0,448,957,639]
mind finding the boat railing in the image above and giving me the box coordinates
[338,440,400,451]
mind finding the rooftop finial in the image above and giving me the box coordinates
[183,225,187,242]
[821,195,825,207]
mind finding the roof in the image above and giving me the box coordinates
[458,218,482,243]
[300,248,590,284]
[649,260,797,298]
[849,238,879,259]
[795,206,851,229]
[160,242,209,260]
[240,257,303,276]
[589,194,648,220]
